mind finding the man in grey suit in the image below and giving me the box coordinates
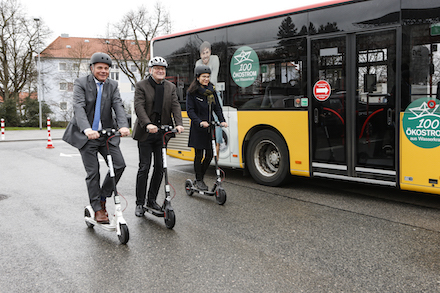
[132,56,184,216]
[63,52,130,224]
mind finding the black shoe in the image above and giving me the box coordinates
[135,205,145,217]
[147,201,162,211]
[195,180,208,191]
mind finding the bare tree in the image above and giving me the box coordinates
[67,39,94,78]
[58,39,94,122]
[104,3,171,87]
[0,0,50,101]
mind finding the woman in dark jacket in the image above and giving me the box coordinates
[186,65,228,190]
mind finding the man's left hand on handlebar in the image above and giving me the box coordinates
[175,125,184,134]
[118,127,130,137]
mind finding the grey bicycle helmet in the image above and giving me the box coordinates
[90,52,112,67]
[148,56,168,68]
[195,65,211,77]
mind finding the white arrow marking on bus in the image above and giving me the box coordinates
[316,87,329,94]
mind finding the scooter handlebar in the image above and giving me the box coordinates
[160,125,178,133]
[99,128,121,137]
[210,121,226,127]
[146,125,178,133]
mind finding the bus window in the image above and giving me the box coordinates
[233,37,307,110]
[308,0,399,35]
[227,14,308,46]
[166,53,191,104]
[402,0,440,108]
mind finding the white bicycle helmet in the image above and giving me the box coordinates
[148,56,168,68]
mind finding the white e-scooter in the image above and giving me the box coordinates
[84,129,129,244]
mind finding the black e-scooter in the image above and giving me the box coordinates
[84,129,129,244]
[141,125,177,229]
[185,121,227,205]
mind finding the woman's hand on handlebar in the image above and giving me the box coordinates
[220,122,228,128]
[200,121,209,128]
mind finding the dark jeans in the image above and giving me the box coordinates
[79,136,126,212]
[194,148,213,181]
[136,134,163,206]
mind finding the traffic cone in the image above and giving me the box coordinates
[46,117,54,149]
[1,118,4,140]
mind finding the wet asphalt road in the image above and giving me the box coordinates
[1,130,440,292]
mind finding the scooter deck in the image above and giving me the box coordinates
[84,217,117,231]
[143,206,165,217]
[191,187,216,196]
[84,205,127,231]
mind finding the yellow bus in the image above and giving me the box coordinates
[152,0,440,195]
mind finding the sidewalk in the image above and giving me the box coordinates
[0,129,65,142]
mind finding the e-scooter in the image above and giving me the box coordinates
[84,129,129,244]
[185,121,227,205]
[141,125,177,229]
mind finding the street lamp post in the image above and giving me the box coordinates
[34,18,42,130]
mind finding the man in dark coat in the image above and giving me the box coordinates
[63,52,130,224]
[132,56,184,216]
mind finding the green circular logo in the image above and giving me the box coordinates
[230,46,260,88]
[402,97,440,148]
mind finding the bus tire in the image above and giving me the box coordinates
[246,130,289,186]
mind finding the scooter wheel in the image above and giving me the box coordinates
[185,179,194,196]
[216,188,227,205]
[164,209,176,229]
[118,223,129,244]
[84,208,94,228]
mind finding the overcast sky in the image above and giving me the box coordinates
[23,0,326,44]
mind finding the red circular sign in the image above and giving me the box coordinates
[427,100,436,109]
[313,80,331,101]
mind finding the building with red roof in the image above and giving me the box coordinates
[38,34,147,122]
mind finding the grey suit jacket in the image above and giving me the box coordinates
[132,78,183,141]
[63,75,129,149]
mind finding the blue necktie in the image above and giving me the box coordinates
[92,82,102,131]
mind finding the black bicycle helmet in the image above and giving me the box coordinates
[148,56,168,68]
[195,65,211,77]
[90,52,112,67]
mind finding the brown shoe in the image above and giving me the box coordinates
[95,209,109,224]
[100,200,108,216]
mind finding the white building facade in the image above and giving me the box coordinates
[39,35,142,122]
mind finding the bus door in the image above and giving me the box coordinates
[311,36,348,177]
[311,30,397,185]
[354,30,397,185]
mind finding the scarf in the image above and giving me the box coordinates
[148,76,164,124]
[197,83,216,105]
[198,83,217,126]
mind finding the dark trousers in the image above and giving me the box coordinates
[79,137,126,212]
[194,148,213,181]
[136,134,163,206]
